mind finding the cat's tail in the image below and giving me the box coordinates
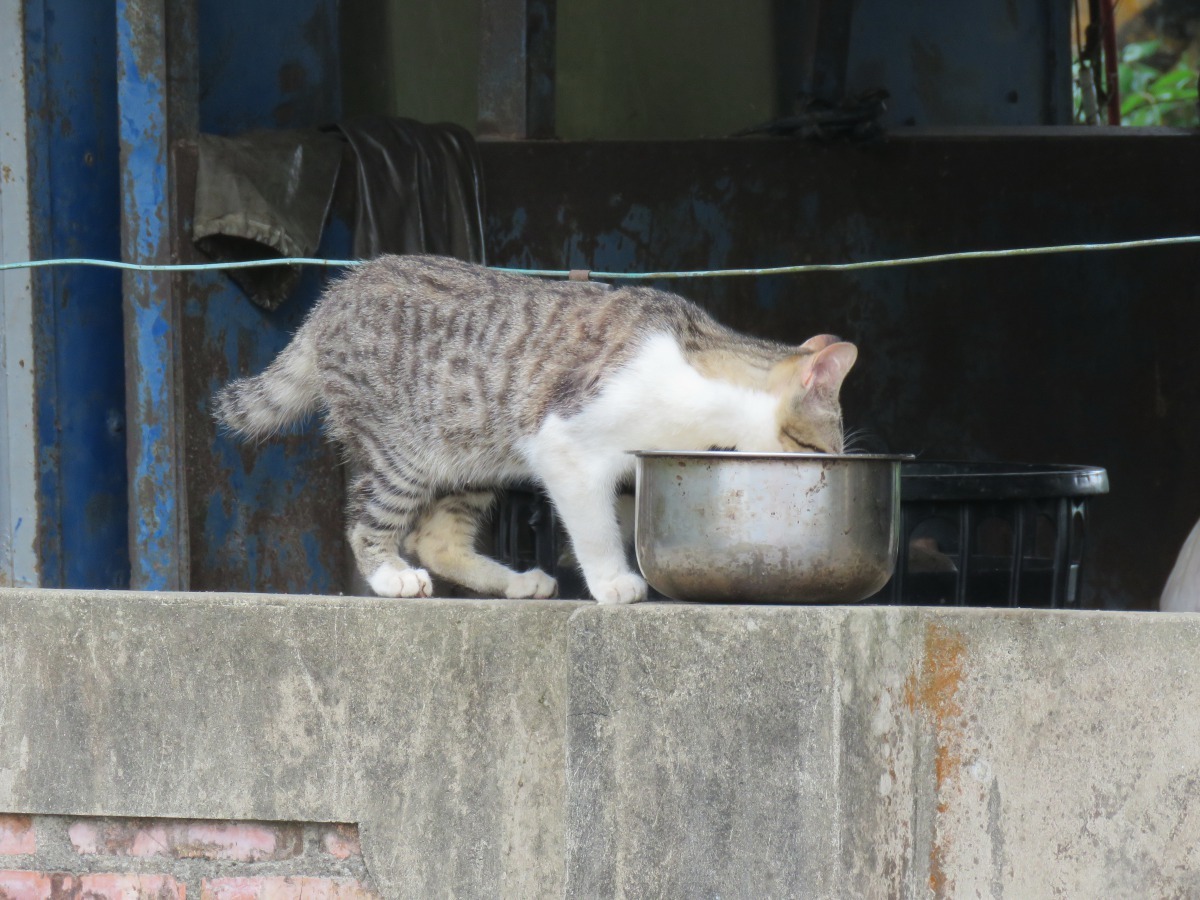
[212,333,321,439]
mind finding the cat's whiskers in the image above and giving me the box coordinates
[841,427,865,454]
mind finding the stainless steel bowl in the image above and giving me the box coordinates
[634,451,906,603]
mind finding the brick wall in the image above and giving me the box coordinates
[0,814,381,899]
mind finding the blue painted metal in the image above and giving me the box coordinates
[117,0,188,590]
[185,241,350,594]
[181,0,347,593]
[23,0,129,587]
[198,0,341,135]
[840,1,1073,125]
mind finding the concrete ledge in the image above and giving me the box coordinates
[566,605,845,898]
[1,590,1197,897]
[0,590,582,898]
[567,605,1200,898]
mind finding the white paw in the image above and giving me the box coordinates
[368,563,433,598]
[505,569,558,599]
[590,573,648,605]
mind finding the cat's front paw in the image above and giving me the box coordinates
[505,569,558,599]
[368,563,433,598]
[591,573,648,605]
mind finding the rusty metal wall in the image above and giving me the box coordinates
[182,260,351,595]
[837,1,1073,125]
[180,0,350,594]
[117,0,196,590]
[479,134,1200,610]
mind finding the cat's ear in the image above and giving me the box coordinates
[769,342,857,399]
[799,333,842,354]
[802,342,857,397]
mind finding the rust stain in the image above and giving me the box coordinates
[904,622,968,898]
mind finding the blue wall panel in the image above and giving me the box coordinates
[183,0,348,592]
[25,0,129,587]
[843,1,1073,126]
[198,0,340,135]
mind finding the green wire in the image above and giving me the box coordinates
[2,233,1199,279]
[0,256,360,273]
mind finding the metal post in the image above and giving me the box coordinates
[0,0,40,587]
[116,0,197,590]
[478,0,557,138]
[786,0,857,106]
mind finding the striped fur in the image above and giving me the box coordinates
[213,254,857,602]
[212,335,321,436]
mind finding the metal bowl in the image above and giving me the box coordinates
[634,451,906,603]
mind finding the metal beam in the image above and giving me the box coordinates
[478,0,557,139]
[0,0,40,587]
[116,0,197,590]
[792,0,857,104]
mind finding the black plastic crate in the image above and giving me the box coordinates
[490,460,1109,607]
[869,461,1109,608]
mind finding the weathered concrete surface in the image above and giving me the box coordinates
[567,605,1200,899]
[857,608,1200,900]
[566,605,845,898]
[0,590,583,899]
[1,591,1199,898]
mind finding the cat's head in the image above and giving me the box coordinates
[765,334,857,454]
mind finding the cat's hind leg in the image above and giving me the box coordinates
[347,472,434,598]
[405,491,557,599]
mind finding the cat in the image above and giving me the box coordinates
[213,254,857,604]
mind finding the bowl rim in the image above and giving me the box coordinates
[633,450,915,462]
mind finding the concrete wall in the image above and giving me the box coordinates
[1,588,1197,897]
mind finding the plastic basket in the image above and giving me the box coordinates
[869,461,1109,608]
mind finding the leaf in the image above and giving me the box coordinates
[1149,68,1198,94]
[1119,63,1135,96]
[1123,62,1160,96]
[1122,39,1163,63]
[1121,92,1149,115]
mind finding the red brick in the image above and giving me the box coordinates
[69,818,301,861]
[65,821,104,855]
[74,874,183,899]
[169,822,300,861]
[201,876,381,899]
[0,817,34,856]
[318,824,361,861]
[0,872,183,899]
[0,870,48,900]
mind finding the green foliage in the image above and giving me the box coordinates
[1118,39,1199,126]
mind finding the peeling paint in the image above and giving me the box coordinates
[117,0,183,589]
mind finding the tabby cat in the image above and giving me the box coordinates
[214,255,857,603]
